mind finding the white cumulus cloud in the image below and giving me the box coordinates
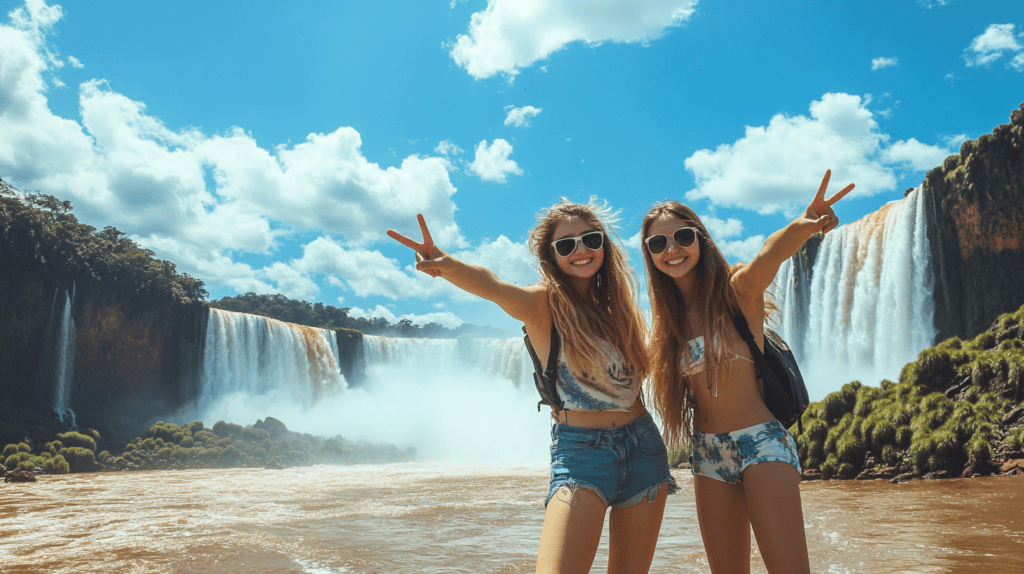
[434,139,464,156]
[871,57,898,70]
[964,23,1023,68]
[683,93,958,215]
[504,105,542,127]
[0,1,468,299]
[467,139,523,183]
[881,138,955,172]
[348,305,465,329]
[450,0,698,80]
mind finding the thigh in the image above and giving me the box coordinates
[607,482,669,574]
[536,484,608,574]
[741,462,810,574]
[693,475,751,574]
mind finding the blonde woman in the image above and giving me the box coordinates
[640,171,853,573]
[388,200,676,574]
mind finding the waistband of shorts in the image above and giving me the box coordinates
[553,411,657,439]
[693,419,786,441]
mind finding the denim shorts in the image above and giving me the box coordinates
[548,412,678,509]
[690,420,801,484]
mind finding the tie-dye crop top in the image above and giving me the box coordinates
[555,336,639,411]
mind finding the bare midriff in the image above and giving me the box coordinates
[552,399,647,429]
[689,355,776,434]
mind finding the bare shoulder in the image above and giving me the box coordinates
[729,271,766,338]
[514,283,552,331]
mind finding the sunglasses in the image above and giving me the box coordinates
[644,227,702,254]
[551,231,604,257]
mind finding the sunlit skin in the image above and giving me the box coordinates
[644,170,854,574]
[387,212,667,574]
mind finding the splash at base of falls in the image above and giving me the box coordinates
[191,310,548,463]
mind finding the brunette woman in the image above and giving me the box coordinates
[641,171,854,574]
[388,200,676,574]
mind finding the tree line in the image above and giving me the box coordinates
[209,292,508,338]
[0,179,207,305]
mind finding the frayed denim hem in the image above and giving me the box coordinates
[545,479,610,508]
[611,475,679,509]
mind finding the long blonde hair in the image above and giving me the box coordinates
[528,198,648,388]
[641,201,742,446]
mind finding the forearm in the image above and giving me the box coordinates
[759,218,821,267]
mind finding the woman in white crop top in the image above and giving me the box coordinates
[641,170,854,574]
[389,199,676,574]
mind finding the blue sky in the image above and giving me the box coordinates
[1,0,1021,333]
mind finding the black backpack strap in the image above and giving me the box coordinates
[731,312,764,372]
[523,325,564,411]
[732,312,804,434]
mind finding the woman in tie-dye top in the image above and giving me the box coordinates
[388,199,675,574]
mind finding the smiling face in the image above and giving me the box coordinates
[551,216,605,281]
[645,213,701,283]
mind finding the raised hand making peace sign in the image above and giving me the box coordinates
[386,214,447,278]
[803,169,855,235]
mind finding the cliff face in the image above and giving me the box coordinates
[923,104,1024,342]
[0,265,208,441]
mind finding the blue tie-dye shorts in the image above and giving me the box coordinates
[690,420,801,484]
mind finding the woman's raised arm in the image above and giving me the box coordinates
[387,214,548,324]
[732,170,854,300]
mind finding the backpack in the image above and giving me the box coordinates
[731,313,809,433]
[523,326,564,412]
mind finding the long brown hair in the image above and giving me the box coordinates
[528,198,648,387]
[641,201,741,446]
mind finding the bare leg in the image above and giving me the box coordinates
[536,485,608,574]
[606,482,669,574]
[742,462,810,574]
[693,474,751,574]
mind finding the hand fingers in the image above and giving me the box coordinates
[387,229,422,251]
[813,169,831,206]
[820,206,839,234]
[417,214,434,248]
[825,183,855,206]
[415,260,443,277]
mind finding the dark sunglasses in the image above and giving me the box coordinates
[644,227,701,254]
[551,231,604,257]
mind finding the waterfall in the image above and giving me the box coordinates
[770,186,936,400]
[35,285,76,426]
[193,309,546,462]
[199,308,347,408]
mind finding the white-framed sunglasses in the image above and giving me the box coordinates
[551,231,604,257]
[644,227,702,254]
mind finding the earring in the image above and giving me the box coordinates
[596,272,602,288]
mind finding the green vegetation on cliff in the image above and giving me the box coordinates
[796,304,1024,480]
[922,102,1024,342]
[0,179,207,305]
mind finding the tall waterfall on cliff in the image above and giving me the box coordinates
[770,186,936,400]
[35,285,76,426]
[196,309,546,461]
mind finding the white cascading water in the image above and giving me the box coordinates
[53,287,76,425]
[195,309,548,462]
[770,186,936,400]
[36,286,77,426]
[200,308,346,407]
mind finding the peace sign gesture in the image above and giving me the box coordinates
[386,214,447,278]
[803,169,855,235]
